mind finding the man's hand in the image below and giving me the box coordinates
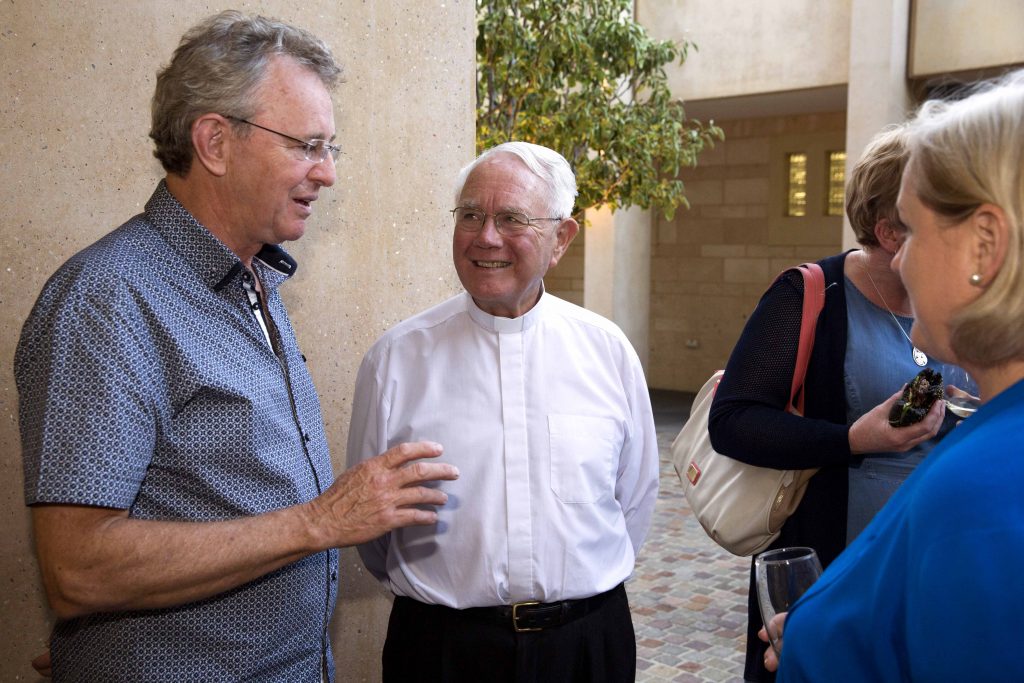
[306,441,459,548]
[31,441,457,620]
[848,388,944,455]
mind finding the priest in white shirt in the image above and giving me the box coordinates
[347,141,660,682]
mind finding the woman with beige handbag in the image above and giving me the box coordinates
[707,124,967,683]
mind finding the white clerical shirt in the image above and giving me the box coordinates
[348,291,660,607]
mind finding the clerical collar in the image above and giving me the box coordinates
[465,288,548,333]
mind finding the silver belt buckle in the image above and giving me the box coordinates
[512,600,542,632]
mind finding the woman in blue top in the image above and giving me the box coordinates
[763,68,1024,681]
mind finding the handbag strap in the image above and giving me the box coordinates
[788,263,826,415]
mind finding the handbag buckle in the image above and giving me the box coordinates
[686,461,702,485]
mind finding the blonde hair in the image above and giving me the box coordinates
[845,124,909,246]
[907,68,1024,366]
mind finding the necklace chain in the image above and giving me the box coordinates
[863,262,928,366]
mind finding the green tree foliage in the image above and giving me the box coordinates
[476,0,724,219]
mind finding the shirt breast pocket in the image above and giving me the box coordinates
[548,414,623,504]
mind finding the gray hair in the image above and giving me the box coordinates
[454,142,578,218]
[150,10,342,176]
[907,68,1024,366]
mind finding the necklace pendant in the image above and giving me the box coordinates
[913,347,928,367]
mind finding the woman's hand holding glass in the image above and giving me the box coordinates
[755,547,823,661]
[943,366,981,418]
[757,614,787,672]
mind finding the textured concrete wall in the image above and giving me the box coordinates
[0,1,474,680]
[637,0,852,100]
[910,0,1024,77]
[649,113,845,392]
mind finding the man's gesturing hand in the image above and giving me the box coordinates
[307,441,458,548]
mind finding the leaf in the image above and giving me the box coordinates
[476,0,723,219]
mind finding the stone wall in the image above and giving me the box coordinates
[648,112,846,391]
[545,223,585,307]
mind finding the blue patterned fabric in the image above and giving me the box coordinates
[16,181,337,682]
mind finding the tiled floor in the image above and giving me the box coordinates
[628,390,750,682]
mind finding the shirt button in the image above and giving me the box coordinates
[303,432,311,443]
[331,571,338,582]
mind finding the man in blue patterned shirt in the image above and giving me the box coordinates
[15,11,458,682]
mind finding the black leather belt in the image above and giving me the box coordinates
[403,583,624,633]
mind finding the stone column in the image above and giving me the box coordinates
[0,2,474,679]
[843,0,912,249]
[584,206,652,369]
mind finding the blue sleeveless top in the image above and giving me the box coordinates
[842,277,967,543]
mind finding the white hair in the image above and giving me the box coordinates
[453,141,578,218]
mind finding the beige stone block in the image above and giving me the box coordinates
[724,177,770,205]
[698,282,748,297]
[559,291,584,307]
[745,281,774,297]
[653,318,691,333]
[769,217,843,246]
[720,163,770,180]
[794,243,842,260]
[674,218,725,244]
[656,242,704,258]
[652,279,702,295]
[725,137,770,165]
[703,205,756,220]
[723,220,768,244]
[675,257,724,282]
[746,245,797,258]
[701,244,746,258]
[724,257,771,284]
[649,329,681,351]
[682,179,724,205]
[681,165,729,182]
[546,276,572,289]
[781,112,845,135]
[555,254,584,277]
[658,222,678,244]
[651,256,680,282]
[728,118,780,138]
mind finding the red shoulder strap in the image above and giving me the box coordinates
[788,263,825,414]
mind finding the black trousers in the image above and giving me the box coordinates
[382,584,636,683]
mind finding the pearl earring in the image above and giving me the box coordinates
[970,272,983,286]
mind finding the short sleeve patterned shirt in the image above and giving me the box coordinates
[16,181,339,682]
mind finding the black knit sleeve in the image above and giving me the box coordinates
[708,270,853,470]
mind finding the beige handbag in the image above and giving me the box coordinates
[671,264,825,557]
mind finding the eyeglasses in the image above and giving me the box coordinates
[225,116,341,163]
[451,207,562,236]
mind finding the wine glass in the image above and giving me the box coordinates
[755,547,822,655]
[943,365,980,418]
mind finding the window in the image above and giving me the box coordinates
[826,151,846,217]
[786,153,807,217]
